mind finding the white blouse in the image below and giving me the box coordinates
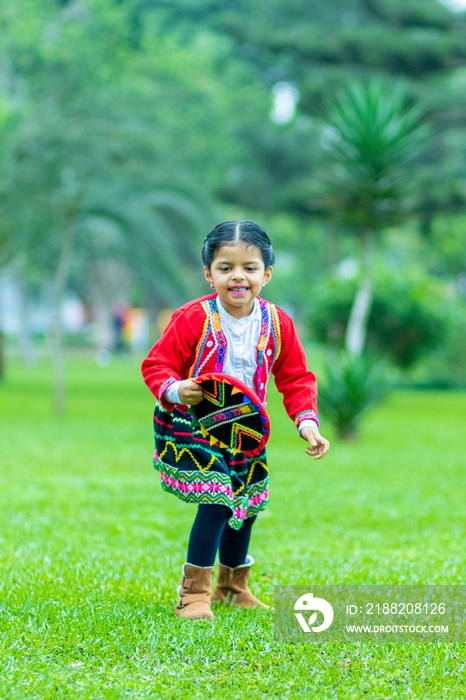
[164,295,318,434]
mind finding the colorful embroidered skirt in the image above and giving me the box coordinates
[152,403,269,530]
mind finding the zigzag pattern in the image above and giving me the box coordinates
[155,460,269,530]
[201,377,225,407]
[153,404,270,529]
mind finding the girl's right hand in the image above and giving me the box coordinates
[178,379,204,405]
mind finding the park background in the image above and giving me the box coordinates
[0,0,465,698]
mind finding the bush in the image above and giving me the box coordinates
[407,301,466,387]
[318,352,390,440]
[310,265,452,368]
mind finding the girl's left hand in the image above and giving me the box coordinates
[300,427,330,460]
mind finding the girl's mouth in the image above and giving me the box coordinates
[229,286,249,296]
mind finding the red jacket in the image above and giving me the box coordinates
[141,294,319,431]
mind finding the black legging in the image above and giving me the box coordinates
[186,504,257,568]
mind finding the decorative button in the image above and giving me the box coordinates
[266,349,272,356]
[206,340,214,347]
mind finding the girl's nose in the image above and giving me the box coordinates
[232,268,245,280]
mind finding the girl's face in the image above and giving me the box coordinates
[204,244,273,319]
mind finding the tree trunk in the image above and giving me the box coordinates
[0,281,3,381]
[89,277,113,351]
[14,263,36,366]
[52,211,77,416]
[0,330,4,382]
[326,223,340,268]
[345,230,373,356]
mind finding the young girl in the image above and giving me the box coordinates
[141,221,329,621]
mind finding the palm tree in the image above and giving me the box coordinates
[49,179,213,416]
[1,101,215,413]
[322,79,430,355]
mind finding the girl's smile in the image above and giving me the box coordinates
[204,244,273,319]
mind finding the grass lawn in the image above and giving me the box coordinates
[0,356,464,699]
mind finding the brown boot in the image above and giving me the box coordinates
[175,563,215,620]
[211,555,270,609]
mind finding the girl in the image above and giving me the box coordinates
[141,220,329,621]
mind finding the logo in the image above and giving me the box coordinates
[294,593,334,633]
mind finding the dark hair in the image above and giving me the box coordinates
[202,220,275,270]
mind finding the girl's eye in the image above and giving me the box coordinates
[219,267,230,272]
[246,267,256,271]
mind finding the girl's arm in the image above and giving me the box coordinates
[141,305,201,410]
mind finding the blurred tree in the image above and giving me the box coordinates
[310,264,452,368]
[320,79,430,355]
[0,95,22,380]
[171,0,466,230]
[1,0,465,388]
[0,0,219,409]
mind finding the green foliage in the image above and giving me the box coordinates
[365,269,454,368]
[204,0,466,220]
[207,0,462,80]
[0,0,229,307]
[310,265,454,368]
[317,352,390,439]
[409,300,466,387]
[321,78,431,231]
[0,96,22,262]
[1,0,465,383]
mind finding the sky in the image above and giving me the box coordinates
[440,0,466,10]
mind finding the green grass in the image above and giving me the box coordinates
[0,357,464,699]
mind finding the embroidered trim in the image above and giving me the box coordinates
[295,410,320,428]
[201,402,255,429]
[255,300,270,399]
[231,457,268,497]
[229,486,269,529]
[153,459,269,530]
[270,303,282,364]
[210,298,227,373]
[158,377,179,402]
[189,302,211,377]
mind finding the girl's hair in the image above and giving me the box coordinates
[202,221,275,270]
